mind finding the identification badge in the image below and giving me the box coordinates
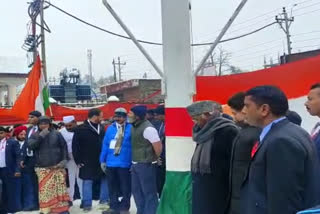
[110,140,116,149]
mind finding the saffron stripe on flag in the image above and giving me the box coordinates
[195,55,320,104]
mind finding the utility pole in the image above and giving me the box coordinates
[276,7,294,55]
[112,59,117,82]
[87,49,93,88]
[32,10,37,63]
[40,0,48,82]
[118,57,126,81]
[112,57,126,82]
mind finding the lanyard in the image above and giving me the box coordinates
[88,120,100,135]
[0,138,6,152]
[159,122,164,134]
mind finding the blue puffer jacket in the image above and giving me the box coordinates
[100,122,132,168]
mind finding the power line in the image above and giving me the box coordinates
[192,22,277,46]
[45,1,277,47]
[232,38,283,52]
[295,7,320,17]
[232,44,282,58]
[293,1,320,12]
[198,7,282,42]
[45,1,163,46]
[292,30,320,37]
[231,52,280,63]
[294,0,317,5]
[198,0,317,42]
[294,37,320,43]
[295,44,320,49]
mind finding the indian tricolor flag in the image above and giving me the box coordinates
[12,56,50,120]
[158,55,320,214]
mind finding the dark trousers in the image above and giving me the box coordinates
[107,167,131,211]
[0,168,6,214]
[0,168,23,213]
[156,166,166,197]
[21,172,38,210]
[7,176,22,213]
[131,163,159,214]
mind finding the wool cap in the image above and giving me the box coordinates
[131,105,147,118]
[187,101,221,117]
[39,116,51,124]
[154,105,165,115]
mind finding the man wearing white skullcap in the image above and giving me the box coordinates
[60,115,82,206]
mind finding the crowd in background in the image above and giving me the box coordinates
[1,83,320,214]
[0,105,165,214]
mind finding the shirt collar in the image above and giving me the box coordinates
[259,117,286,142]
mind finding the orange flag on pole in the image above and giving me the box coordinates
[12,56,49,120]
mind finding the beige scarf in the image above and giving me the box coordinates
[114,123,125,156]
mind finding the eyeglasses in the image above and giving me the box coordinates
[191,114,202,122]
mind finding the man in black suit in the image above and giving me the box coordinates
[227,92,260,214]
[72,108,108,212]
[241,85,320,214]
[20,110,42,211]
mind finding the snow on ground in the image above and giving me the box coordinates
[17,198,137,214]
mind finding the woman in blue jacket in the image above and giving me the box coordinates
[100,108,132,214]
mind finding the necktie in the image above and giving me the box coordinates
[251,141,259,158]
[30,127,36,136]
[311,122,320,140]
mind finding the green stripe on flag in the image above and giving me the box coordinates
[42,86,50,112]
[157,171,192,214]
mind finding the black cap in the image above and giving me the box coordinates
[29,111,42,118]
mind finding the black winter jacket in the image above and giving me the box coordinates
[72,120,105,180]
[192,118,239,214]
[228,125,260,214]
[28,129,68,168]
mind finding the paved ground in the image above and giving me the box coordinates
[17,199,137,214]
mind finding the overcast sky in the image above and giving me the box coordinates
[1,0,320,80]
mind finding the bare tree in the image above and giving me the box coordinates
[96,75,117,87]
[228,65,244,74]
[216,47,232,76]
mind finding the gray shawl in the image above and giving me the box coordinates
[191,116,238,174]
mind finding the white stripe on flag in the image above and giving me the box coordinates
[166,137,195,172]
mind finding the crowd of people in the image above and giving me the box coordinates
[0,104,165,214]
[1,83,320,214]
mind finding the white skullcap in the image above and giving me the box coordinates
[63,115,75,124]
